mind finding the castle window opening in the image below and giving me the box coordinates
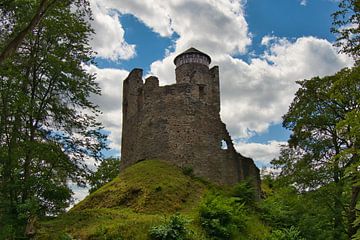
[221,139,228,150]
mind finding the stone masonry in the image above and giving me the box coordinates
[120,48,260,186]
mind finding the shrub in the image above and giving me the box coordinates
[199,193,247,239]
[149,213,191,240]
[267,226,305,240]
[0,224,16,240]
[231,180,256,206]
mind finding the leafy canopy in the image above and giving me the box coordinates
[0,0,107,237]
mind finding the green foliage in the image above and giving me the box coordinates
[0,0,107,237]
[231,180,256,207]
[88,157,120,193]
[149,213,191,240]
[273,65,360,239]
[0,224,17,240]
[259,182,336,240]
[260,187,298,229]
[199,192,247,239]
[267,226,304,240]
[331,0,360,62]
[354,201,360,239]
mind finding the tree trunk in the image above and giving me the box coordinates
[0,0,54,64]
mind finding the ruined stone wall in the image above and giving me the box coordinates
[121,66,260,186]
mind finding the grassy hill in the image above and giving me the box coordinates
[35,160,269,240]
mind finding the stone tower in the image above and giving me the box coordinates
[121,48,260,186]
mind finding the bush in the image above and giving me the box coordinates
[0,224,16,240]
[198,193,247,239]
[231,180,256,206]
[149,213,191,240]
[267,226,305,240]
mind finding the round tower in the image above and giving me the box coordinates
[174,47,211,84]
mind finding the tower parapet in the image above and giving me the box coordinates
[120,48,260,189]
[174,47,211,68]
[174,48,212,85]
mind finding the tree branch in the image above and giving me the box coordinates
[0,0,58,64]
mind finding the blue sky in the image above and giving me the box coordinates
[87,0,353,170]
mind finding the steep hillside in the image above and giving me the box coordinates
[36,160,269,239]
[73,159,206,214]
[36,160,207,239]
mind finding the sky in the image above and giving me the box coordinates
[74,0,354,201]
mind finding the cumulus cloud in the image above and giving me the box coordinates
[101,0,173,37]
[100,0,251,57]
[89,0,136,60]
[86,65,129,152]
[235,141,287,166]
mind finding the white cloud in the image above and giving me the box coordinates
[89,0,136,60]
[102,0,173,37]
[235,140,287,166]
[300,0,307,6]
[99,0,251,57]
[261,35,277,46]
[69,183,89,206]
[86,65,129,152]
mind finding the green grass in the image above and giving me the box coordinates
[37,208,163,239]
[35,160,269,240]
[72,160,206,214]
[36,160,207,239]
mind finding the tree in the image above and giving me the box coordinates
[260,178,334,240]
[0,0,59,64]
[332,67,360,237]
[88,157,120,193]
[0,0,106,237]
[272,66,360,239]
[331,0,360,63]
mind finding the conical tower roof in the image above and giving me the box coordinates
[173,47,211,65]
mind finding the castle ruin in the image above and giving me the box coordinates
[120,48,260,186]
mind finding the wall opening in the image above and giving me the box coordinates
[221,139,228,150]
